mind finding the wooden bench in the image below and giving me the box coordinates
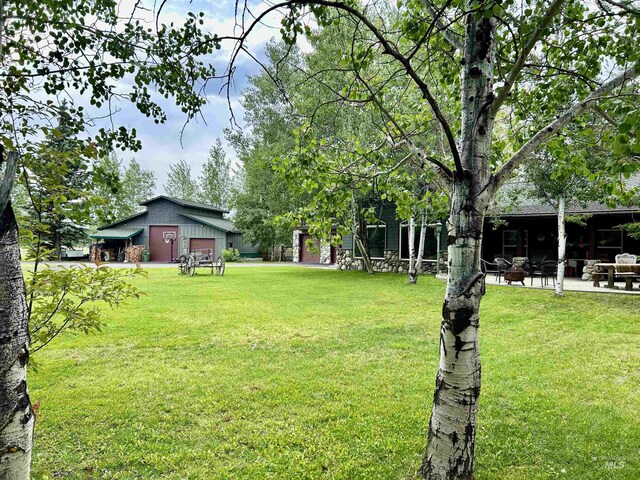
[593,272,640,290]
[619,273,640,291]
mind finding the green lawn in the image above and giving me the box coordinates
[30,267,640,479]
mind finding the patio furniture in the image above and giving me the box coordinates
[495,257,512,271]
[482,258,512,283]
[530,260,557,287]
[482,259,503,283]
[504,266,526,285]
[614,253,639,290]
[595,254,640,290]
[526,255,549,285]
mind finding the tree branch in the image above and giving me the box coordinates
[594,104,636,139]
[342,51,453,184]
[418,0,463,51]
[230,0,462,170]
[597,0,640,15]
[492,63,640,191]
[491,0,566,116]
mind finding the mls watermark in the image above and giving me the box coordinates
[592,456,627,470]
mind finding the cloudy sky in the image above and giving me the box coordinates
[89,0,288,192]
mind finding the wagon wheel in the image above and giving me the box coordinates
[178,255,187,275]
[216,256,225,276]
[187,255,196,276]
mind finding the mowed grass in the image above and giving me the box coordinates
[29,266,640,480]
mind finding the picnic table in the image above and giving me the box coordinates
[593,263,640,290]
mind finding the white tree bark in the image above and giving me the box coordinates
[420,11,495,480]
[555,196,566,296]
[0,203,35,480]
[416,210,427,274]
[408,216,417,284]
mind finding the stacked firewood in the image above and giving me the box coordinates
[125,245,145,263]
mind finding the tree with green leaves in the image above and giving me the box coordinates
[230,1,640,477]
[93,154,156,225]
[232,33,446,272]
[18,103,94,259]
[164,159,199,201]
[522,123,634,295]
[198,139,232,208]
[227,131,299,255]
[226,42,306,254]
[0,0,219,475]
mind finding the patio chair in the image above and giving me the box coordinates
[530,260,557,287]
[481,259,502,283]
[495,257,512,270]
[527,255,549,285]
[615,253,637,264]
[614,253,639,290]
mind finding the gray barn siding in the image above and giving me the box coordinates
[227,233,260,257]
[121,212,149,227]
[178,225,227,258]
[131,230,148,248]
[137,198,186,225]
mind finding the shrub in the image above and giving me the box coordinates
[222,248,241,262]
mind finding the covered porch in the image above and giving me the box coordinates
[483,212,640,277]
[89,227,145,262]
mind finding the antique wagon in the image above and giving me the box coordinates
[178,248,225,276]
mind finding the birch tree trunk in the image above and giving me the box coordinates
[555,196,566,296]
[354,235,374,274]
[0,202,35,480]
[408,216,417,284]
[350,195,374,274]
[416,210,427,274]
[420,12,495,479]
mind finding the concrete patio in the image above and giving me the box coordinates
[438,272,640,295]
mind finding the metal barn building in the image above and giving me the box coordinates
[90,196,259,262]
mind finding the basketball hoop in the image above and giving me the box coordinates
[163,231,176,244]
[162,231,177,262]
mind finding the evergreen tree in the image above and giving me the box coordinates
[19,102,93,258]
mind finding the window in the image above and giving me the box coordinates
[354,223,386,259]
[503,229,528,257]
[596,229,623,257]
[399,222,437,260]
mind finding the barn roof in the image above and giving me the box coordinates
[97,211,147,230]
[180,213,239,233]
[90,226,144,240]
[494,175,640,217]
[141,195,229,214]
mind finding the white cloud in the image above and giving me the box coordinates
[73,0,312,196]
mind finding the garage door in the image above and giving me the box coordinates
[300,234,321,263]
[190,238,215,255]
[149,226,178,262]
